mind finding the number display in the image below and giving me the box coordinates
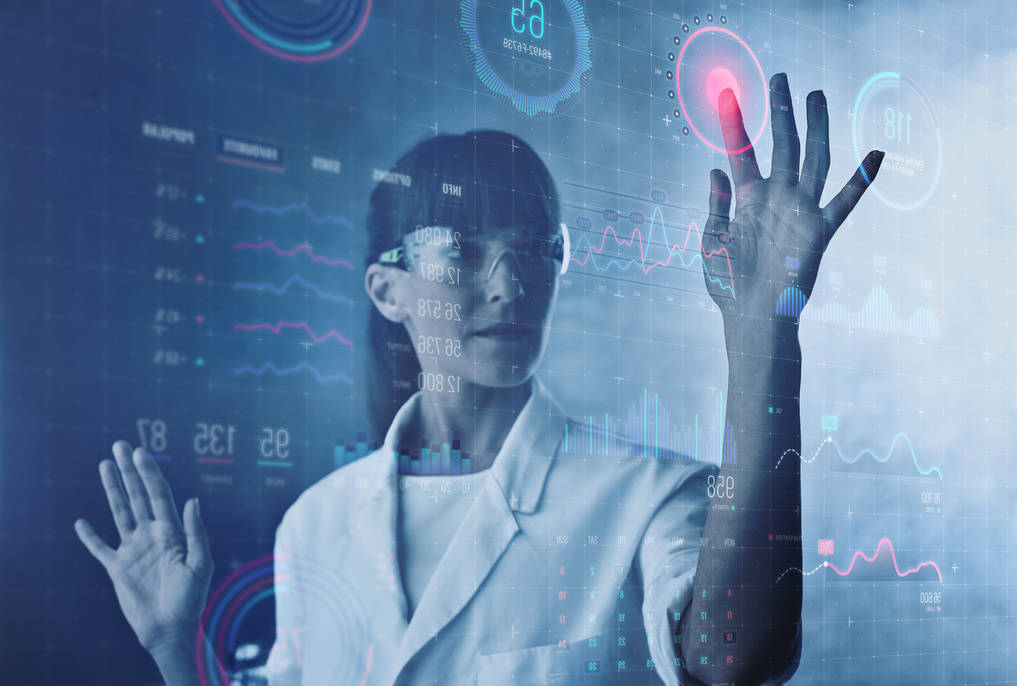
[414,225,461,248]
[417,373,460,393]
[885,107,912,143]
[260,428,290,459]
[418,261,461,285]
[418,299,462,321]
[194,423,236,456]
[417,336,462,357]
[511,0,544,39]
[136,418,168,453]
[707,474,734,499]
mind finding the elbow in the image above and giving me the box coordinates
[682,622,800,686]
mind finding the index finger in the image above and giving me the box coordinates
[719,88,762,188]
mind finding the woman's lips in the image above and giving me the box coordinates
[472,322,534,340]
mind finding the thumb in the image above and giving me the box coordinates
[183,498,213,577]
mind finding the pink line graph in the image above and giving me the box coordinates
[570,217,736,296]
[826,537,943,582]
[233,240,353,267]
[215,155,284,173]
[233,321,354,346]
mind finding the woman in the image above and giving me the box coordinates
[75,75,883,685]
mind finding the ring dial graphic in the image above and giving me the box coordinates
[666,16,769,152]
[459,0,592,117]
[213,0,372,62]
[853,72,942,210]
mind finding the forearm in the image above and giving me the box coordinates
[681,322,803,684]
[148,630,229,686]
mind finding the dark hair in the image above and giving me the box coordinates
[363,130,561,439]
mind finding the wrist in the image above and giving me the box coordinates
[144,626,201,667]
[722,313,800,356]
[724,322,802,385]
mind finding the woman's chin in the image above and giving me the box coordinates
[467,363,538,390]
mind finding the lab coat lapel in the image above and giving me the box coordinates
[394,474,519,672]
[392,380,567,674]
[348,465,410,628]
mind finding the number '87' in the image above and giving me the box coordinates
[512,0,544,39]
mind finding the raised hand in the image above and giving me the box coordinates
[75,441,213,659]
[701,72,884,320]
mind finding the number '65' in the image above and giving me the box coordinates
[511,0,545,39]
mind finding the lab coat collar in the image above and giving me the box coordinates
[378,377,568,513]
[488,377,567,513]
[355,377,568,678]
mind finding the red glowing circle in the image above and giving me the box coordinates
[706,68,741,111]
[675,26,768,155]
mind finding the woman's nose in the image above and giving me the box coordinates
[482,250,525,302]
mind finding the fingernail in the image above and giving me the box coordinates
[862,151,885,181]
[194,498,201,516]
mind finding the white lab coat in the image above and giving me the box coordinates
[263,380,798,685]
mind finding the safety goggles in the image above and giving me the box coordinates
[378,225,565,285]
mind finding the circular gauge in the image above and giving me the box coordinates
[212,0,372,62]
[458,0,592,117]
[853,72,942,210]
[674,26,768,153]
[197,555,371,685]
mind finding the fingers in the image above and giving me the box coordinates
[112,441,154,523]
[718,88,761,188]
[703,170,733,290]
[99,458,136,536]
[134,450,182,526]
[800,91,831,203]
[74,518,115,568]
[823,150,885,233]
[706,168,733,236]
[768,73,801,186]
[183,498,213,576]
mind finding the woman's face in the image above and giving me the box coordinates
[370,223,560,391]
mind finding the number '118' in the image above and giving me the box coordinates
[885,107,911,143]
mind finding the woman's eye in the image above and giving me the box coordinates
[443,244,476,263]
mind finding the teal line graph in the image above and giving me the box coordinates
[779,432,942,480]
[776,285,941,340]
[832,432,942,480]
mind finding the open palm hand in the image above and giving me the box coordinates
[701,73,884,319]
[75,441,212,656]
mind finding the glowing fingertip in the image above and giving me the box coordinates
[708,69,741,111]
